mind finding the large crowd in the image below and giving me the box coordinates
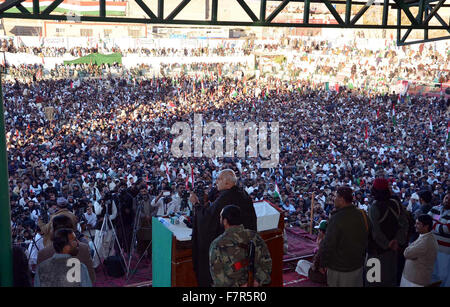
[2,37,449,286]
[3,36,449,90]
[6,73,449,241]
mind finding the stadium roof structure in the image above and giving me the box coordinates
[0,0,449,287]
[0,0,448,46]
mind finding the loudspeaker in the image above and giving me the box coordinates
[104,255,125,278]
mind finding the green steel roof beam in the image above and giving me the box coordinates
[158,0,164,19]
[0,0,25,14]
[345,0,351,25]
[41,0,64,16]
[382,0,389,26]
[322,0,345,25]
[394,0,419,25]
[304,0,310,24]
[32,0,39,14]
[398,35,450,45]
[424,0,446,23]
[266,0,290,23]
[135,0,158,20]
[351,0,375,25]
[260,0,266,22]
[211,0,218,22]
[15,3,30,15]
[166,0,191,21]
[100,0,106,18]
[236,0,259,22]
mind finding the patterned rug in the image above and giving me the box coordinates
[93,226,320,287]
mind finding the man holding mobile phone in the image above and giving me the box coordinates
[151,189,181,216]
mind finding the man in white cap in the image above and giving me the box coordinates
[358,198,369,212]
[392,182,400,194]
[407,194,420,214]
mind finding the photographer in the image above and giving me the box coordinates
[177,184,192,216]
[26,226,44,273]
[117,183,135,254]
[136,186,155,257]
[92,192,118,268]
[94,193,118,229]
[151,187,181,217]
[189,169,257,287]
[82,203,97,240]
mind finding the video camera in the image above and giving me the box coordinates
[73,199,89,228]
[193,181,206,205]
[162,190,172,205]
[39,201,50,224]
[180,189,190,212]
[11,206,26,225]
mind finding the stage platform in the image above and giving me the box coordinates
[93,226,322,287]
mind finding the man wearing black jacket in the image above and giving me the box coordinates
[318,186,369,287]
[117,184,135,254]
[189,169,257,287]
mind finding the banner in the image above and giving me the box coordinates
[152,218,172,287]
[63,52,122,65]
[5,0,127,16]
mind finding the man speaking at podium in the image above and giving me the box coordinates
[189,169,257,287]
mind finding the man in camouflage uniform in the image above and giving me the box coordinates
[209,205,272,287]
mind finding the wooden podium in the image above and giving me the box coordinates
[169,202,285,287]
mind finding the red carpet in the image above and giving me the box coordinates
[94,255,152,287]
[284,226,318,260]
[93,226,321,287]
[283,271,327,287]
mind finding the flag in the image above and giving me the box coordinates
[364,125,369,144]
[446,122,449,145]
[164,163,171,182]
[191,166,195,189]
[273,183,282,201]
[376,108,380,120]
[429,116,433,131]
[392,105,396,126]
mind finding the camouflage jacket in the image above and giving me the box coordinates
[209,225,272,287]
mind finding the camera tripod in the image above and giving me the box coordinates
[125,201,152,283]
[94,202,129,277]
[77,212,109,278]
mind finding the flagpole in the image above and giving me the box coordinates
[309,192,315,235]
